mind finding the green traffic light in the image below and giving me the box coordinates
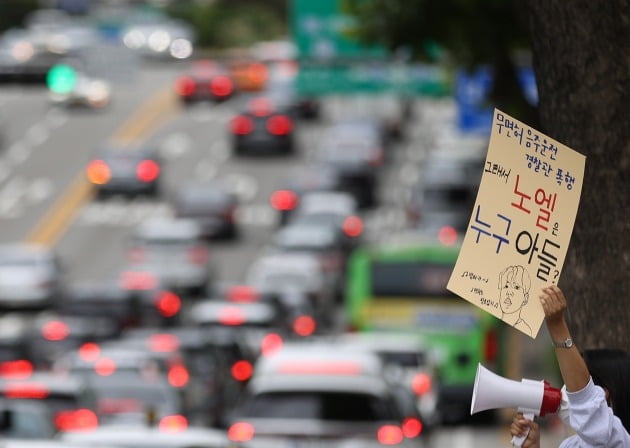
[46,64,77,94]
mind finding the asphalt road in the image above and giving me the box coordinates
[0,61,566,447]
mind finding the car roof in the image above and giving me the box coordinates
[272,224,338,248]
[297,191,358,214]
[133,219,202,240]
[61,424,227,448]
[188,300,277,325]
[250,343,389,395]
[324,332,429,354]
[0,372,87,394]
[248,252,321,270]
[0,244,54,260]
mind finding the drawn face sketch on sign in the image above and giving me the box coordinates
[498,265,532,337]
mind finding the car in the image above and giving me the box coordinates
[174,59,235,104]
[230,97,296,156]
[170,180,240,240]
[61,423,228,448]
[0,398,58,439]
[48,71,112,109]
[324,331,441,429]
[225,57,268,93]
[269,165,343,226]
[85,143,162,198]
[287,190,364,253]
[263,64,320,120]
[226,342,425,447]
[86,372,184,426]
[26,312,120,370]
[315,120,388,208]
[60,277,184,330]
[405,148,485,242]
[0,313,36,367]
[124,218,215,296]
[0,372,98,433]
[0,244,65,310]
[245,252,337,325]
[121,17,194,60]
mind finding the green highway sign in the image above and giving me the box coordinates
[46,64,77,94]
[296,62,452,96]
[291,0,386,61]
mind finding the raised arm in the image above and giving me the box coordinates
[539,285,590,392]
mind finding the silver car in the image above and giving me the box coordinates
[0,244,65,310]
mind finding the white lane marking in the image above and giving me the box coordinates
[0,177,52,218]
[45,108,69,128]
[6,141,31,164]
[194,158,217,182]
[77,199,172,227]
[0,160,9,183]
[25,123,49,146]
[222,172,258,202]
[160,132,192,159]
[0,177,26,217]
[25,178,54,204]
[209,139,230,163]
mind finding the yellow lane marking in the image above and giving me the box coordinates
[24,85,181,247]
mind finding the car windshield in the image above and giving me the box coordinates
[244,391,396,421]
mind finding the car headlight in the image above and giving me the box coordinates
[10,40,34,62]
[123,30,146,49]
[170,38,193,59]
[148,30,171,52]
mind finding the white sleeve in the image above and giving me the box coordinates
[563,377,630,447]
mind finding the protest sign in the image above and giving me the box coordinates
[447,109,586,338]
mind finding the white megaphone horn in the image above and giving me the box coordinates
[471,363,566,447]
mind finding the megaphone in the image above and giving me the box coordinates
[471,363,565,447]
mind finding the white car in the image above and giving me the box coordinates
[0,244,65,310]
[227,342,426,447]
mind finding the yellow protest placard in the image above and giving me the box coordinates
[447,109,586,338]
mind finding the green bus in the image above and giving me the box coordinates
[345,236,504,423]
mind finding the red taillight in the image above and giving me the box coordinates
[438,225,458,246]
[226,285,259,303]
[377,425,404,445]
[78,342,101,362]
[411,373,432,396]
[55,409,98,432]
[175,76,195,96]
[149,334,180,353]
[210,75,233,97]
[0,360,33,380]
[270,190,298,211]
[187,246,209,264]
[155,291,182,318]
[86,160,111,185]
[230,360,253,382]
[402,417,423,438]
[136,160,160,182]
[266,115,292,135]
[342,215,364,237]
[5,382,50,399]
[484,329,498,363]
[94,358,117,376]
[159,415,188,433]
[42,320,69,341]
[228,421,255,442]
[293,315,316,337]
[168,364,190,388]
[230,115,254,135]
[219,306,246,326]
[261,333,283,357]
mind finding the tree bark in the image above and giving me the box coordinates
[526,1,630,349]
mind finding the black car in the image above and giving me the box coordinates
[230,97,296,156]
[315,120,388,208]
[269,165,343,226]
[86,144,162,198]
[170,181,240,240]
[174,59,235,105]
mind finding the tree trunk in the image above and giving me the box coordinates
[526,1,630,349]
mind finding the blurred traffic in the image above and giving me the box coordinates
[0,1,565,447]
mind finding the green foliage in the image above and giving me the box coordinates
[166,1,287,49]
